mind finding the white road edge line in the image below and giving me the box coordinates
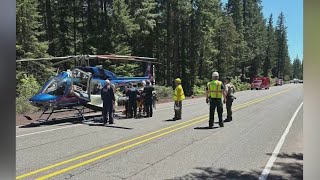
[16,124,83,138]
[258,102,303,180]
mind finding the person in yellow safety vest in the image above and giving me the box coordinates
[205,72,227,128]
[172,78,185,120]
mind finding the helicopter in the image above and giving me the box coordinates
[16,54,161,121]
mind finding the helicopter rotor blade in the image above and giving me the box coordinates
[96,55,161,64]
[16,56,74,62]
[50,57,78,66]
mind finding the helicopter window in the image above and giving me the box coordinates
[98,69,109,80]
[90,81,102,95]
[43,78,67,96]
[70,69,92,100]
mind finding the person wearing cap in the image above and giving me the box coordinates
[172,78,185,120]
[101,80,115,125]
[224,77,236,122]
[205,72,226,128]
[142,80,155,117]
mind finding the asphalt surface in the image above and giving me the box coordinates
[16,83,303,180]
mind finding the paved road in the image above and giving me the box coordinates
[16,84,303,180]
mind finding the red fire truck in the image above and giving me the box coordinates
[251,77,270,90]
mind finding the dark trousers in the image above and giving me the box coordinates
[145,99,153,117]
[103,103,113,124]
[174,101,182,119]
[209,98,223,127]
[226,96,234,120]
[129,101,137,118]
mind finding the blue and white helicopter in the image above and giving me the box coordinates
[16,54,160,120]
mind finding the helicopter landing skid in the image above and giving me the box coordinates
[37,107,89,122]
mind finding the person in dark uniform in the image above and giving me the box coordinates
[101,80,115,125]
[122,85,130,117]
[128,83,139,118]
[205,72,227,128]
[142,80,155,117]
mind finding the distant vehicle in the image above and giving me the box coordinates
[299,79,303,83]
[293,79,300,84]
[251,77,270,90]
[275,78,284,86]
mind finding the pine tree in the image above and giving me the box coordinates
[274,12,291,80]
[263,14,276,77]
[16,0,48,59]
[242,0,267,80]
[108,0,140,75]
[197,0,220,81]
[214,13,238,78]
[292,56,302,79]
[226,0,248,77]
[16,0,53,84]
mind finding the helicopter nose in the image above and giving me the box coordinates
[29,93,58,102]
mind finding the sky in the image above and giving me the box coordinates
[221,0,303,61]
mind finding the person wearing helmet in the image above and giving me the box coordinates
[172,78,185,120]
[205,72,226,128]
[101,79,115,125]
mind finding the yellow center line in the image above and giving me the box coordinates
[36,88,292,180]
[17,87,294,179]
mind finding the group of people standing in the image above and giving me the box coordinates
[173,72,236,128]
[122,80,155,119]
[101,72,236,128]
[101,79,155,125]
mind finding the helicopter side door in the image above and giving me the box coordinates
[70,68,92,102]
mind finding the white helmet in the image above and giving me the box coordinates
[142,80,146,85]
[212,72,219,77]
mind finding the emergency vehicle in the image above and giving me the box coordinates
[251,77,270,90]
[275,78,284,86]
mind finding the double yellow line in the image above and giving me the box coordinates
[17,88,293,180]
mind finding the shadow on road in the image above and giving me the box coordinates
[168,152,302,180]
[194,126,218,130]
[268,152,303,161]
[164,119,179,122]
[87,123,133,130]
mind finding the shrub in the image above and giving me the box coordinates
[230,76,251,91]
[16,74,41,114]
[154,85,173,99]
[193,85,206,96]
[270,78,276,86]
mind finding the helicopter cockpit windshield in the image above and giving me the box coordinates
[39,77,67,96]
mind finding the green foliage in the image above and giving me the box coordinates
[111,0,139,55]
[154,85,173,99]
[16,0,48,59]
[292,57,303,79]
[230,76,251,91]
[193,85,206,96]
[15,0,295,100]
[214,14,238,77]
[16,74,41,114]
